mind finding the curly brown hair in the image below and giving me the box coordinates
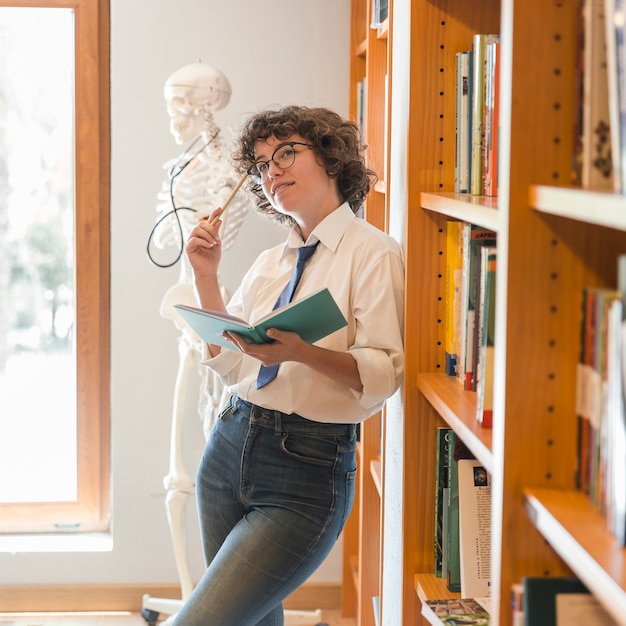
[231,105,377,227]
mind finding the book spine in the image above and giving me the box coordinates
[470,34,487,195]
[464,227,497,391]
[476,247,497,428]
[458,459,491,598]
[445,431,461,592]
[470,34,500,195]
[484,41,500,197]
[455,51,471,193]
[604,0,625,192]
[581,0,613,189]
[445,221,462,376]
[434,427,452,576]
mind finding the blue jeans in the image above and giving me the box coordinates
[172,395,357,626]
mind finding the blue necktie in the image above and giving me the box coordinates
[257,241,320,389]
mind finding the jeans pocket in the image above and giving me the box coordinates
[217,400,235,422]
[280,432,337,467]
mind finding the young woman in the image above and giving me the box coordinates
[173,105,404,625]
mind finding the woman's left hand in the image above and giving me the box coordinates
[222,328,305,366]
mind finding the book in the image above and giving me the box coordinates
[174,287,347,350]
[458,459,491,598]
[580,0,613,189]
[445,431,461,592]
[522,577,616,626]
[455,50,472,193]
[511,582,525,626]
[434,427,453,576]
[372,595,380,626]
[612,254,626,545]
[421,597,491,625]
[470,33,500,195]
[464,228,497,391]
[445,435,475,592]
[604,0,626,192]
[475,247,497,428]
[556,593,618,625]
[445,221,465,376]
[576,286,620,512]
[370,0,388,28]
[454,223,472,387]
[483,41,500,197]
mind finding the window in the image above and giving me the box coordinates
[0,0,110,533]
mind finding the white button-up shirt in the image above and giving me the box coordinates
[202,203,405,424]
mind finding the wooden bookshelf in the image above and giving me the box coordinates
[345,0,626,625]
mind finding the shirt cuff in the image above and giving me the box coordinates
[349,347,402,412]
[200,346,242,381]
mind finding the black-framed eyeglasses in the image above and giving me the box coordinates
[247,141,313,185]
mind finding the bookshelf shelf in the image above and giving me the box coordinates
[530,185,626,232]
[376,19,389,39]
[415,574,462,603]
[421,192,500,232]
[524,488,626,624]
[370,459,382,498]
[416,373,493,473]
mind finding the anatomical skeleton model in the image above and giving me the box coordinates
[143,63,322,625]
[143,62,247,623]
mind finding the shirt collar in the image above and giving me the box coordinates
[284,202,354,254]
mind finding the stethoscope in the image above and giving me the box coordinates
[145,131,219,268]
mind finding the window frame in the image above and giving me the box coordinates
[0,0,110,533]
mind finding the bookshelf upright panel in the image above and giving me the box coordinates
[344,1,391,625]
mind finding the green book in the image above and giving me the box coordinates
[174,287,347,351]
[446,431,461,592]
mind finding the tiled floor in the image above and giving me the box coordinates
[0,611,356,626]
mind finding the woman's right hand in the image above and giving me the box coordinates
[186,207,223,278]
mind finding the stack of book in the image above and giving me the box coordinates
[444,220,497,427]
[433,430,492,600]
[575,254,626,545]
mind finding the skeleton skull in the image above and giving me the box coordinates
[164,63,232,144]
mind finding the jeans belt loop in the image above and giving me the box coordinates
[274,411,283,436]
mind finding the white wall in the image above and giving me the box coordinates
[0,0,349,587]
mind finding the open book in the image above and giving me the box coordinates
[174,287,347,350]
